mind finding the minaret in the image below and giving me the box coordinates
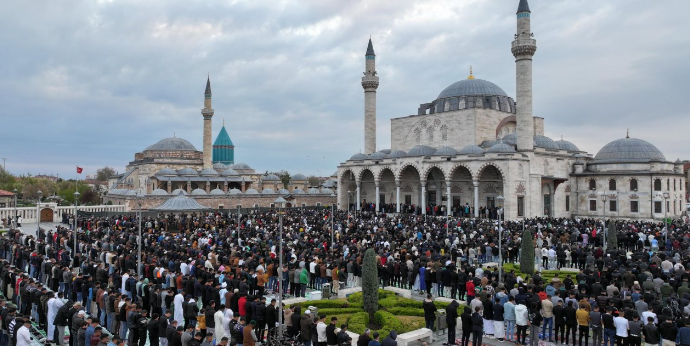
[201,76,214,169]
[512,0,537,151]
[362,38,379,155]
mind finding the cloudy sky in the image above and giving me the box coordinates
[1,0,689,179]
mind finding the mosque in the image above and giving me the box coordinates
[337,0,686,220]
[106,78,337,209]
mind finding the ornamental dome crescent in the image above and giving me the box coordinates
[594,137,666,163]
[145,137,197,151]
[437,78,508,99]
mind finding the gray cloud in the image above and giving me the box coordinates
[1,0,689,178]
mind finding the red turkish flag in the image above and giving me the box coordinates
[76,166,83,174]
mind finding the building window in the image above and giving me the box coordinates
[609,200,617,212]
[518,196,524,217]
[654,179,662,191]
[674,179,677,190]
[270,204,275,208]
[414,128,421,144]
[654,201,662,213]
[565,196,570,212]
[609,179,616,191]
[444,100,450,112]
[589,200,597,212]
[317,202,322,207]
[459,99,466,109]
[630,201,639,213]
[427,127,434,143]
[589,179,596,190]
[630,179,638,191]
[667,179,670,190]
[441,125,448,141]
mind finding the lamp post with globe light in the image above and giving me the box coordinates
[74,191,80,258]
[13,188,17,228]
[36,190,42,236]
[600,192,608,251]
[136,192,144,277]
[274,196,287,341]
[497,195,504,283]
[655,192,671,249]
[330,193,336,255]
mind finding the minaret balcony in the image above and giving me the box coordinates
[511,39,537,57]
[361,75,379,90]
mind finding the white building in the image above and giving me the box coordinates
[336,0,685,220]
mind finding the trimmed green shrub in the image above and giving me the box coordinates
[317,308,363,315]
[373,311,405,339]
[386,307,424,317]
[362,249,379,319]
[607,220,618,250]
[520,229,535,276]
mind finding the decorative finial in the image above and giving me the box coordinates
[174,132,176,138]
[468,66,475,80]
[223,118,225,126]
[561,135,564,140]
[626,128,629,138]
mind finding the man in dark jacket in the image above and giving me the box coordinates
[356,329,371,346]
[337,324,352,345]
[148,313,160,346]
[422,295,437,330]
[170,326,183,346]
[325,316,338,346]
[381,330,398,346]
[446,300,460,345]
[159,311,171,346]
[254,297,267,342]
[54,300,74,346]
[300,311,312,344]
[265,299,278,339]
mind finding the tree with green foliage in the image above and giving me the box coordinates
[607,220,618,250]
[520,229,535,276]
[277,170,291,189]
[96,166,116,181]
[362,248,379,320]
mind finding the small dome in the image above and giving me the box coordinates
[155,168,178,176]
[199,168,219,176]
[594,137,666,163]
[171,188,188,195]
[191,188,207,196]
[407,145,436,157]
[209,188,226,196]
[368,152,387,160]
[481,140,498,148]
[124,190,138,196]
[220,168,239,176]
[212,163,227,170]
[230,163,252,170]
[292,174,307,181]
[262,174,280,181]
[350,153,367,161]
[244,188,259,195]
[145,137,198,151]
[533,135,560,150]
[150,189,169,196]
[387,150,407,159]
[177,168,198,176]
[437,78,508,99]
[322,179,336,188]
[487,142,516,153]
[278,188,290,195]
[434,147,458,156]
[379,149,392,154]
[228,188,242,195]
[293,188,305,194]
[459,145,485,155]
[321,188,334,195]
[555,139,580,152]
[307,188,320,194]
[262,188,276,194]
[501,133,517,145]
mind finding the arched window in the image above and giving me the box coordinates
[667,179,670,190]
[414,128,421,144]
[630,179,638,191]
[654,179,662,191]
[441,125,448,141]
[674,179,677,191]
[427,127,434,143]
[589,179,596,190]
[609,179,616,191]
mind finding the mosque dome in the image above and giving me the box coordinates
[278,188,290,195]
[171,188,187,195]
[230,163,252,170]
[150,189,169,196]
[145,137,197,151]
[501,133,517,145]
[459,145,485,155]
[307,188,321,194]
[209,188,226,196]
[244,188,259,195]
[368,152,387,160]
[212,163,227,170]
[292,188,305,194]
[262,188,276,194]
[321,188,334,195]
[407,145,436,157]
[555,139,580,152]
[292,174,307,181]
[533,135,560,150]
[322,179,336,188]
[437,78,508,99]
[350,153,367,161]
[228,188,242,195]
[263,174,280,181]
[220,169,239,177]
[486,142,516,153]
[434,147,458,156]
[594,137,666,163]
[378,149,392,154]
[191,188,207,196]
[177,168,198,176]
[387,150,407,159]
[199,168,219,176]
[155,168,177,176]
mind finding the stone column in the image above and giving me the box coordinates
[167,181,171,194]
[421,180,427,215]
[356,181,361,211]
[206,181,211,193]
[375,180,380,212]
[186,181,191,194]
[473,181,480,218]
[446,180,452,216]
[396,180,401,213]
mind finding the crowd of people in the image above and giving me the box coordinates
[0,206,687,346]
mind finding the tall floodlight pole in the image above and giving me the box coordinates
[13,189,17,228]
[274,196,287,342]
[237,205,241,247]
[497,195,504,283]
[330,193,336,255]
[137,192,143,277]
[74,191,80,258]
[600,192,608,251]
[36,190,42,236]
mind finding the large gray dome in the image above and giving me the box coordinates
[533,135,560,150]
[407,145,436,157]
[487,142,516,153]
[438,79,508,99]
[145,137,197,151]
[459,145,485,155]
[555,139,580,152]
[594,137,666,163]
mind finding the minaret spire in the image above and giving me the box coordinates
[362,38,379,155]
[201,76,215,169]
[512,0,537,151]
[205,75,212,97]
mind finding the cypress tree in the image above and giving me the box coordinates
[520,229,535,276]
[362,248,379,320]
[607,220,618,250]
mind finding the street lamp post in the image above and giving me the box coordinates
[136,192,143,277]
[237,205,241,247]
[12,188,17,228]
[274,196,287,342]
[36,190,42,236]
[497,195,504,283]
[74,191,80,259]
[330,193,336,255]
[600,192,608,251]
[656,192,671,249]
[347,191,351,220]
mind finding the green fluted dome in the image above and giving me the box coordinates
[213,125,235,165]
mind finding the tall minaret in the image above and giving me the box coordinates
[201,76,214,169]
[512,0,536,151]
[362,38,379,155]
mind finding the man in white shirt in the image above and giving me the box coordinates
[173,291,185,326]
[16,319,32,346]
[316,314,328,345]
[614,311,629,345]
[120,272,129,295]
[641,306,658,325]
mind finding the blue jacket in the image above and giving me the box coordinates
[504,302,516,321]
[676,326,690,344]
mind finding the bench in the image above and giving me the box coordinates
[396,328,433,346]
[384,286,412,298]
[337,286,362,299]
